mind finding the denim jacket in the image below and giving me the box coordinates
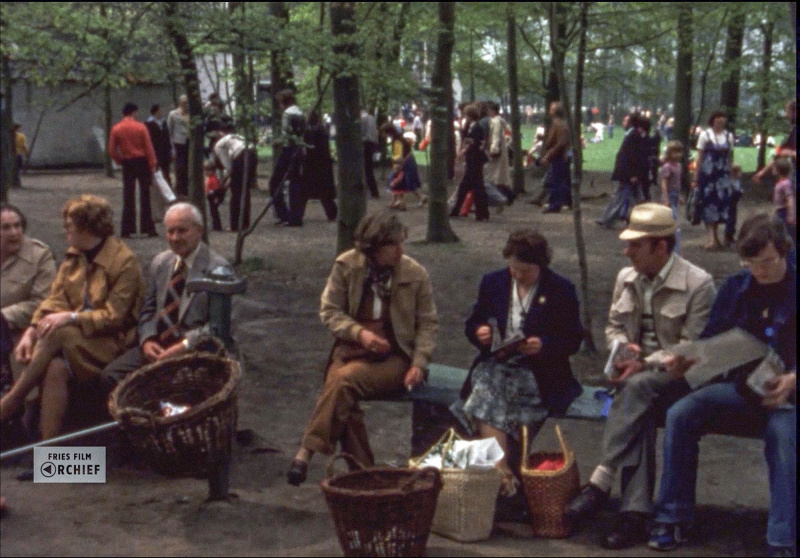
[700,265,796,374]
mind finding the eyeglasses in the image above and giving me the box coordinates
[739,255,782,269]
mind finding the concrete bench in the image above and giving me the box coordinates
[380,363,764,455]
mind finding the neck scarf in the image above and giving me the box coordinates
[365,260,393,299]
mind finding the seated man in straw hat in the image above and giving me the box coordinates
[565,203,717,549]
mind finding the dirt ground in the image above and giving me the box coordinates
[0,167,780,556]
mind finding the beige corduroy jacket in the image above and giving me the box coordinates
[319,249,438,371]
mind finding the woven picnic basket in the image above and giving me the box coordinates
[520,423,580,538]
[409,428,502,542]
[320,454,442,557]
[108,348,241,476]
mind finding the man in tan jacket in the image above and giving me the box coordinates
[566,203,717,549]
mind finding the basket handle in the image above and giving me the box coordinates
[409,427,459,468]
[325,452,369,478]
[521,424,530,462]
[195,335,226,358]
[397,467,440,494]
[520,423,570,473]
[554,423,570,458]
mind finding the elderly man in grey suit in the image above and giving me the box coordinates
[102,202,230,384]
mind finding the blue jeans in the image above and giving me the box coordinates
[547,156,570,211]
[654,382,797,548]
[598,182,634,226]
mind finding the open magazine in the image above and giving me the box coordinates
[666,328,769,390]
[487,317,526,356]
[490,330,526,355]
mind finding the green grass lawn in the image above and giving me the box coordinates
[259,124,761,175]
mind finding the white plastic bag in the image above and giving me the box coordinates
[415,433,504,470]
[153,170,176,203]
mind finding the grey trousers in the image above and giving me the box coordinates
[101,347,146,388]
[600,369,690,514]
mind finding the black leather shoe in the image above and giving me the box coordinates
[565,483,609,522]
[286,459,308,486]
[602,512,649,550]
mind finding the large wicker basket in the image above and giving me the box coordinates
[320,455,442,557]
[108,350,241,476]
[520,424,580,538]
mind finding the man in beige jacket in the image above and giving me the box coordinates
[566,203,717,549]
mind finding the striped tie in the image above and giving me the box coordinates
[156,259,187,346]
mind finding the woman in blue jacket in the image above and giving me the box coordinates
[455,229,583,494]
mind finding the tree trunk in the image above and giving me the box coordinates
[757,20,774,171]
[269,2,294,171]
[104,85,114,178]
[1,54,14,200]
[331,2,366,254]
[673,3,693,193]
[551,1,595,352]
[469,31,475,102]
[507,4,524,195]
[719,11,745,132]
[426,2,458,243]
[231,2,259,264]
[164,2,207,238]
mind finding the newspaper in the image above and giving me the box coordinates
[667,328,769,390]
[603,339,640,379]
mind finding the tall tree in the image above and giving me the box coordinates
[719,10,745,132]
[550,1,595,352]
[426,2,458,243]
[163,2,207,230]
[268,1,294,171]
[506,3,524,194]
[0,54,12,201]
[756,18,774,170]
[673,3,693,193]
[330,2,366,254]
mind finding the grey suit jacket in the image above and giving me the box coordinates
[138,243,230,348]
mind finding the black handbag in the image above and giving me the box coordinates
[686,188,701,225]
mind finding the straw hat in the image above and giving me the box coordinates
[619,203,677,240]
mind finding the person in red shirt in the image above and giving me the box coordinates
[108,103,158,238]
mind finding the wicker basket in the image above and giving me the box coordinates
[320,454,442,557]
[108,350,241,476]
[520,424,580,538]
[409,429,502,542]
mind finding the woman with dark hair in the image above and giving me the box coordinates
[287,210,438,485]
[0,195,145,440]
[455,229,583,494]
[302,111,338,222]
[693,110,735,250]
[450,103,490,221]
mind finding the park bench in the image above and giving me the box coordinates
[381,363,764,456]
